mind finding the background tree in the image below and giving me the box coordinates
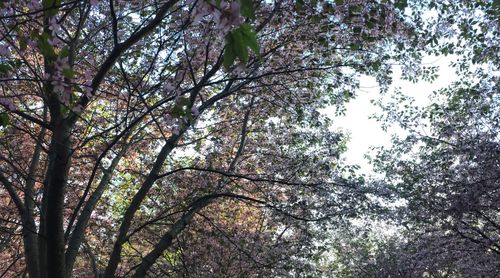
[370,70,499,276]
[314,0,499,276]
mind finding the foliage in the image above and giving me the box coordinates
[0,0,416,277]
[320,0,499,276]
[0,0,497,277]
[369,69,500,276]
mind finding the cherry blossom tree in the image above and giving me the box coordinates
[318,70,499,276]
[317,1,499,276]
[365,0,499,267]
[0,0,416,277]
[370,70,499,276]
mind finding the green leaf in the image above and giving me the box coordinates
[0,113,9,127]
[395,0,407,10]
[170,97,190,118]
[335,0,344,5]
[311,15,321,23]
[19,37,27,51]
[349,43,361,50]
[232,30,249,63]
[349,5,362,14]
[367,21,375,29]
[177,97,190,107]
[240,0,255,19]
[42,0,61,16]
[295,0,304,10]
[60,105,70,117]
[223,35,237,69]
[59,47,70,58]
[0,64,11,74]
[223,24,260,68]
[7,59,22,69]
[170,105,183,118]
[239,23,260,54]
[62,68,75,79]
[37,33,56,59]
[42,0,55,10]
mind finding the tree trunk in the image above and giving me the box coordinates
[44,121,72,278]
[23,112,46,278]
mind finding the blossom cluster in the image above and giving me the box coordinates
[191,0,244,33]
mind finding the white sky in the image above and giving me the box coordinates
[323,56,459,174]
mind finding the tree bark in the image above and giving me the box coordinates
[65,141,130,277]
[131,193,265,277]
[131,196,214,278]
[23,120,46,278]
[44,121,72,278]
[103,132,183,278]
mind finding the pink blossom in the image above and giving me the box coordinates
[163,82,176,93]
[119,92,128,100]
[175,70,185,82]
[192,0,216,24]
[81,70,93,97]
[212,0,242,32]
[234,64,246,76]
[0,98,16,111]
[51,80,70,105]
[72,104,83,113]
[0,44,10,56]
[54,57,69,72]
[164,113,173,124]
[26,39,38,50]
[191,105,199,117]
[48,17,61,34]
[1,2,14,17]
[84,70,93,81]
[27,0,41,12]
[84,86,93,98]
[229,1,240,17]
[47,36,63,48]
[43,72,51,81]
[52,80,65,93]
[172,125,180,135]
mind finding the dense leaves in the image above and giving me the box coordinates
[0,0,415,277]
[365,70,500,276]
[321,1,499,276]
[0,0,497,277]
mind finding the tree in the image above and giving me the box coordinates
[0,0,414,277]
[317,69,499,277]
[316,1,499,276]
[371,69,500,275]
[366,1,500,268]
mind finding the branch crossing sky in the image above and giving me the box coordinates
[324,55,459,174]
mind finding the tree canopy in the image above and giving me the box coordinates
[0,0,497,277]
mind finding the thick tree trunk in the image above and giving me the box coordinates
[38,201,47,278]
[22,216,40,278]
[44,121,72,278]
